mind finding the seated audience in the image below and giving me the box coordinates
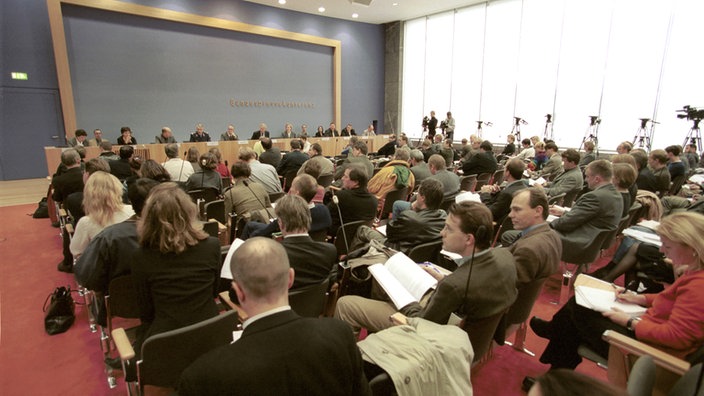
[139,159,171,183]
[408,149,431,184]
[208,147,231,180]
[537,148,583,198]
[440,138,454,167]
[259,137,282,168]
[368,147,415,198]
[530,212,704,370]
[335,201,517,334]
[74,178,159,325]
[516,138,535,161]
[501,134,517,157]
[327,164,378,237]
[186,153,223,193]
[109,145,134,182]
[666,144,687,179]
[479,158,528,224]
[161,143,194,182]
[335,141,374,181]
[70,171,135,258]
[461,140,498,176]
[352,178,447,255]
[536,141,563,177]
[178,237,370,396]
[186,147,201,172]
[276,194,337,288]
[52,149,86,273]
[276,139,308,176]
[612,162,638,217]
[223,162,272,217]
[239,147,283,194]
[376,135,398,157]
[131,183,220,353]
[99,141,119,161]
[578,140,596,167]
[298,143,333,176]
[647,149,671,194]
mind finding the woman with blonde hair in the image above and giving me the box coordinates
[531,212,704,370]
[131,182,220,350]
[70,171,134,257]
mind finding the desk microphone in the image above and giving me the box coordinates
[242,180,274,220]
[332,195,349,255]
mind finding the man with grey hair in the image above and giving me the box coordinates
[276,194,337,289]
[161,143,194,182]
[178,237,370,395]
[409,149,432,183]
[220,124,238,141]
[189,123,211,142]
[52,149,84,273]
[155,127,177,144]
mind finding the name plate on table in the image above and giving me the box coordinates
[206,142,219,146]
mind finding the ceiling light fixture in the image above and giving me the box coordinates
[352,13,359,18]
[318,6,325,12]
[278,0,286,4]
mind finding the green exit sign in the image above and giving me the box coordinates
[11,72,28,80]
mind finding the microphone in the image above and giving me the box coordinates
[178,145,186,182]
[332,195,350,255]
[242,180,274,221]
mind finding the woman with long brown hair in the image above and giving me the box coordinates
[131,182,220,349]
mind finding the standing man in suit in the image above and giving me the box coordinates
[549,160,622,254]
[220,124,238,141]
[67,129,88,147]
[427,111,438,139]
[155,126,177,144]
[276,194,337,288]
[479,158,528,224]
[250,123,270,140]
[178,237,370,396]
[88,129,104,147]
[324,122,339,137]
[281,123,296,139]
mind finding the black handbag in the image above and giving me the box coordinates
[43,286,76,335]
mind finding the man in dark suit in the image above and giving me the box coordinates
[549,160,623,254]
[409,149,432,184]
[479,158,527,224]
[324,122,339,137]
[461,140,497,176]
[178,237,370,396]
[276,194,337,288]
[352,178,447,255]
[427,111,438,139]
[52,149,85,273]
[109,145,134,182]
[67,129,88,147]
[116,126,137,145]
[250,123,270,140]
[537,148,583,198]
[327,164,378,237]
[341,123,356,136]
[189,123,211,142]
[276,139,308,176]
[220,124,239,141]
[258,137,282,168]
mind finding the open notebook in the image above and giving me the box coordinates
[574,274,646,315]
[368,252,441,309]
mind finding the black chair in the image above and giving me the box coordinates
[204,199,226,225]
[221,177,232,189]
[491,168,505,185]
[334,220,373,258]
[475,173,492,191]
[188,188,221,219]
[547,193,566,206]
[317,173,334,188]
[308,228,328,242]
[668,174,686,196]
[439,192,459,212]
[377,187,409,221]
[407,240,442,263]
[289,279,330,318]
[102,275,142,389]
[113,311,240,395]
[202,220,219,238]
[268,191,285,204]
[503,277,548,356]
[282,170,297,192]
[562,189,579,207]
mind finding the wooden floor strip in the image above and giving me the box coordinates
[0,178,50,207]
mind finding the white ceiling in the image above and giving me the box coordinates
[243,0,485,24]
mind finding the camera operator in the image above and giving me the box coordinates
[442,111,455,141]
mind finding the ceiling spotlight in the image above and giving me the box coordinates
[318,6,325,12]
[278,0,286,4]
[392,2,399,6]
[352,13,359,18]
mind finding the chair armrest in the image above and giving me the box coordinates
[112,328,135,360]
[218,291,248,321]
[603,330,691,376]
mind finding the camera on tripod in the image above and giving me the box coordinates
[440,120,448,129]
[422,116,429,128]
[676,105,704,120]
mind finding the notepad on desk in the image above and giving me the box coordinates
[368,252,438,309]
[574,275,646,315]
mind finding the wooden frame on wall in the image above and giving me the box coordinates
[46,0,342,138]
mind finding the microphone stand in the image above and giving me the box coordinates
[243,180,274,220]
[332,194,349,255]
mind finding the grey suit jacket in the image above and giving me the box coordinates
[544,167,583,197]
[550,183,622,253]
[429,169,460,195]
[411,163,432,183]
[335,155,375,180]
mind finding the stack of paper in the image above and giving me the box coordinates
[575,285,646,315]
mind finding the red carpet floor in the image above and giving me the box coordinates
[0,203,609,395]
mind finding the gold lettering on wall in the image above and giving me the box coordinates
[229,98,315,109]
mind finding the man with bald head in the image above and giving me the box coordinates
[179,238,370,395]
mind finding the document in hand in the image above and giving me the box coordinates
[574,275,646,315]
[368,252,438,310]
[220,238,246,279]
